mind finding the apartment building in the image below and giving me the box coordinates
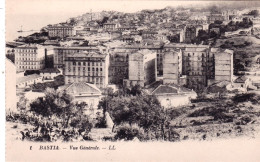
[163,44,234,91]
[48,25,74,38]
[210,48,233,83]
[15,44,45,72]
[124,49,157,87]
[64,52,109,88]
[163,49,182,85]
[53,46,100,68]
[117,43,164,77]
[183,46,209,91]
[108,48,131,85]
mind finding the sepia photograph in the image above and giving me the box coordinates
[4,0,260,161]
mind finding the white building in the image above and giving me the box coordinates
[58,82,102,116]
[149,84,197,109]
[40,68,61,80]
[14,44,46,72]
[16,74,43,88]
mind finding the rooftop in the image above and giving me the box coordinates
[66,51,107,58]
[17,74,42,85]
[145,81,195,95]
[16,44,44,49]
[234,75,248,83]
[54,46,99,50]
[59,82,102,96]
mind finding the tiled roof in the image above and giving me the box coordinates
[59,82,102,96]
[149,83,195,95]
[17,74,42,85]
[152,85,178,94]
[234,75,248,83]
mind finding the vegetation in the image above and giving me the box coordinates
[31,75,64,91]
[98,85,178,141]
[7,88,94,142]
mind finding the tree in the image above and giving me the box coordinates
[30,88,72,118]
[99,95,168,140]
[17,95,29,112]
[30,88,93,130]
[248,10,259,17]
[130,84,142,96]
[69,18,77,26]
[196,30,209,44]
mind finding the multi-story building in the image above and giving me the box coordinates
[15,44,45,72]
[108,48,131,85]
[207,13,226,24]
[64,52,109,88]
[103,23,120,30]
[117,43,164,77]
[210,48,233,83]
[53,46,100,68]
[183,46,209,91]
[48,25,74,38]
[184,25,203,43]
[163,44,234,91]
[124,49,157,87]
[163,49,182,85]
[184,25,197,43]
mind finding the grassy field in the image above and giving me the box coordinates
[168,94,260,141]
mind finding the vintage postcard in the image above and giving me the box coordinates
[5,0,260,161]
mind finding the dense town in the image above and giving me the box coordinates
[5,4,260,142]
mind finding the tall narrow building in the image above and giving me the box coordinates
[124,49,157,87]
[163,49,182,84]
[211,48,233,83]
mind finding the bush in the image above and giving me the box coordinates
[232,93,260,104]
[114,123,145,141]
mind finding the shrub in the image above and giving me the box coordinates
[114,123,145,141]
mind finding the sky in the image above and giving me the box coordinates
[5,0,214,41]
[6,0,214,15]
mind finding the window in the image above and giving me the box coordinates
[78,62,81,66]
[73,62,76,65]
[83,62,86,66]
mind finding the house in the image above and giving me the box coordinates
[58,82,102,116]
[147,84,197,109]
[40,68,61,80]
[230,75,254,92]
[16,74,43,88]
